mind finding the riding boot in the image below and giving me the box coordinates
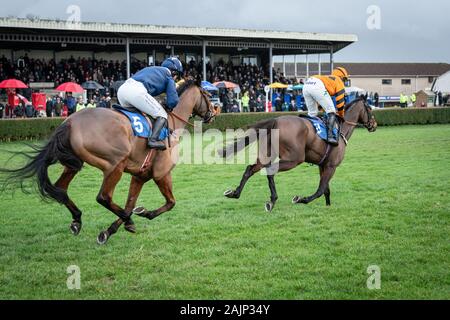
[148,117,167,151]
[326,113,339,146]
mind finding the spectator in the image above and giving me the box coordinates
[241,91,250,113]
[97,95,109,108]
[104,93,112,109]
[86,98,96,109]
[410,93,417,108]
[14,102,25,118]
[400,93,408,108]
[46,97,54,117]
[249,94,257,113]
[275,93,283,112]
[231,99,240,113]
[76,96,86,112]
[438,91,443,106]
[0,102,4,119]
[374,92,380,108]
[25,103,35,118]
[65,93,77,115]
[54,97,63,117]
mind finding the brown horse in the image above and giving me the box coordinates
[1,80,215,244]
[222,98,377,212]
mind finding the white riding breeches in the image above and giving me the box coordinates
[118,78,168,119]
[303,78,336,117]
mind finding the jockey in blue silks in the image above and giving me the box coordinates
[118,57,183,150]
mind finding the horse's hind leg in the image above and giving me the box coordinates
[224,161,263,199]
[96,160,131,245]
[265,175,278,212]
[135,173,175,221]
[55,167,83,235]
[265,160,298,212]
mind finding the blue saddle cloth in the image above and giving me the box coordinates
[302,115,339,142]
[114,106,169,141]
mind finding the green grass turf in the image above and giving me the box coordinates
[0,125,448,300]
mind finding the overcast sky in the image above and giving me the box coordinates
[2,0,449,63]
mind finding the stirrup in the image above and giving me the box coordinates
[148,140,166,151]
[327,137,339,146]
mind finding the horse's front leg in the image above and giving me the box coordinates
[293,165,336,205]
[106,176,146,236]
[134,173,175,221]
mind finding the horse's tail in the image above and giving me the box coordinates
[0,121,83,205]
[220,118,277,158]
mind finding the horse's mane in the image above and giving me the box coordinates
[344,97,366,111]
[177,79,200,97]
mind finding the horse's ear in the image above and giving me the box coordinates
[195,75,202,87]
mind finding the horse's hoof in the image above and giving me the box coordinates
[292,196,301,204]
[124,223,137,234]
[224,190,234,197]
[97,231,109,245]
[224,190,239,199]
[265,202,274,213]
[133,207,146,217]
[70,222,82,236]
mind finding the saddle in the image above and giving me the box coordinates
[112,104,170,141]
[299,114,341,144]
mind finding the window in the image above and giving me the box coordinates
[382,79,392,85]
[402,79,411,85]
[242,56,258,66]
[428,77,435,84]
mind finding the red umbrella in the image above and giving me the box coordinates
[0,79,28,89]
[56,82,84,93]
[213,81,240,89]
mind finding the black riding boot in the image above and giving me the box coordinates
[148,117,167,151]
[327,113,339,146]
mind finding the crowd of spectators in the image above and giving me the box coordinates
[0,54,149,91]
[0,53,302,116]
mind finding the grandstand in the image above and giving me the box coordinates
[0,17,356,83]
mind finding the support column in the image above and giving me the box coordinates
[306,54,309,79]
[269,43,273,84]
[318,54,322,75]
[268,43,274,112]
[282,55,286,77]
[202,40,207,81]
[171,46,175,57]
[330,46,334,73]
[152,49,156,66]
[294,55,298,78]
[126,38,131,78]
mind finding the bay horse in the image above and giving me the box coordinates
[1,79,215,244]
[222,98,377,212]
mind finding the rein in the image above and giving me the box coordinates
[169,112,195,128]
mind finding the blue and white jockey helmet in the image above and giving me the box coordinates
[162,57,183,75]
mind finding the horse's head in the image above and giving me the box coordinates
[346,97,378,132]
[178,77,216,124]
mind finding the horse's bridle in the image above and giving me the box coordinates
[168,86,215,128]
[198,88,216,124]
[345,100,377,132]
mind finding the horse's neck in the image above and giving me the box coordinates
[170,90,196,131]
[342,104,361,141]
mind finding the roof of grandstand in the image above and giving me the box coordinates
[0,17,357,55]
